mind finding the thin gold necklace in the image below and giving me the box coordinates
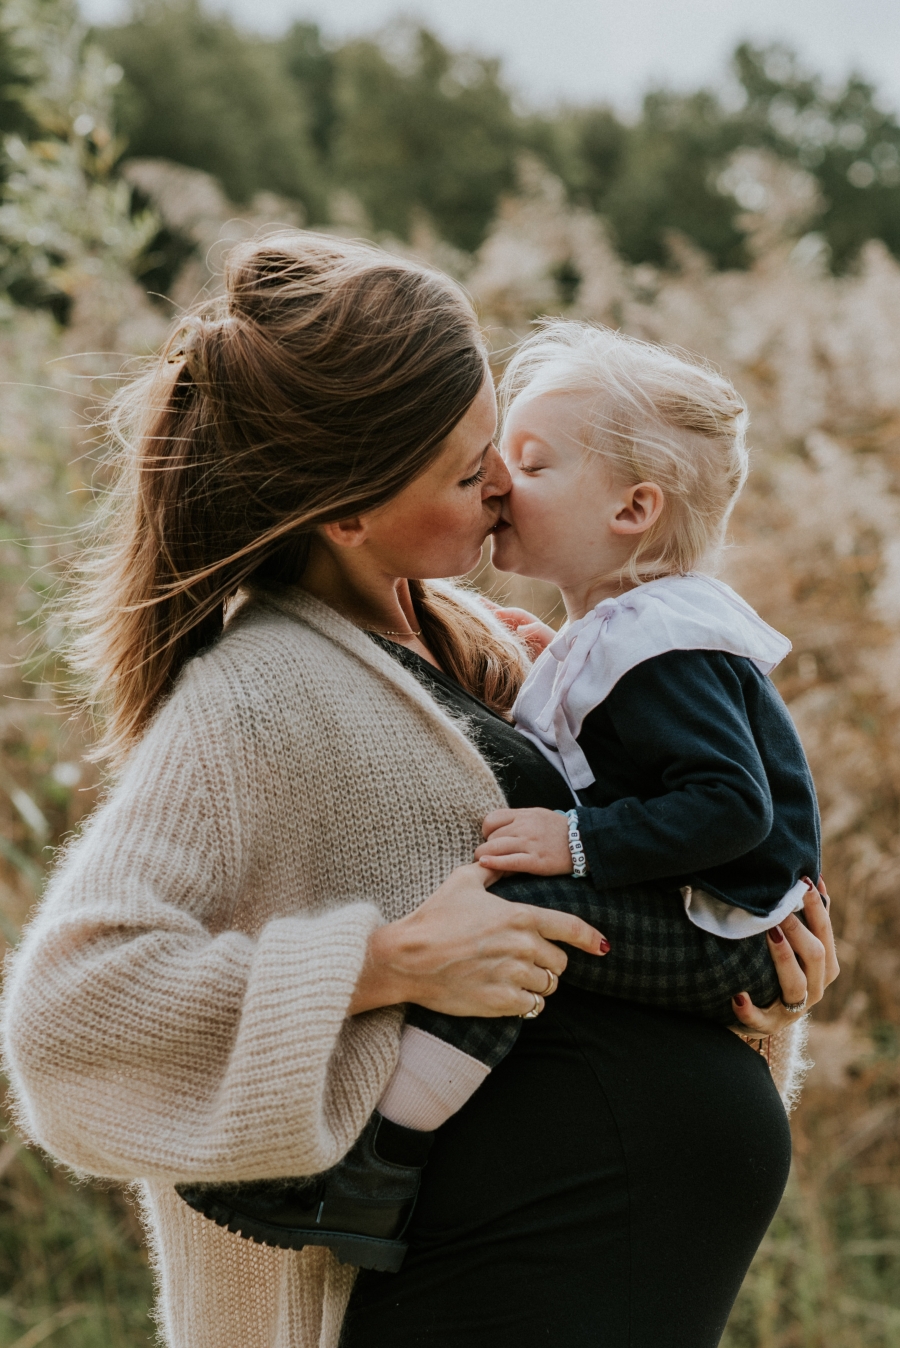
[329,597,421,640]
[366,626,422,639]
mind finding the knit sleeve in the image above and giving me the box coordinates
[1,665,402,1185]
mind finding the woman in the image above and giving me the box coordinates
[1,233,837,1348]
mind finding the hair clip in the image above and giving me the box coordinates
[166,319,208,384]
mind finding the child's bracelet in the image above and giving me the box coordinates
[564,808,588,878]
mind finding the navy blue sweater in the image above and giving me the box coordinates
[574,649,821,916]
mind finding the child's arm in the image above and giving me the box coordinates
[575,649,775,889]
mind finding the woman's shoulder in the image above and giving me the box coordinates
[108,597,365,805]
[184,590,365,700]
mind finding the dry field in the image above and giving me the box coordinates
[1,145,900,1344]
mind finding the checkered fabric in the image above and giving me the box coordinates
[406,876,782,1069]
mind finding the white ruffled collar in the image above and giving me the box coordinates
[512,573,791,792]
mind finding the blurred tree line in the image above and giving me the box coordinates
[2,0,900,308]
[96,0,900,269]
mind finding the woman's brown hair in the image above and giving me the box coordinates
[74,232,528,763]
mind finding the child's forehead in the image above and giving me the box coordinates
[504,386,603,445]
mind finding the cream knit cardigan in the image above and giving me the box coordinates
[2,588,506,1348]
[1,585,805,1348]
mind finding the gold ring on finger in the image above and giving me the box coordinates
[539,967,558,995]
[520,992,543,1020]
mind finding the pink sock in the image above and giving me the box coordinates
[376,1025,491,1132]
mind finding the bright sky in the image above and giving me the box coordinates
[79,0,900,115]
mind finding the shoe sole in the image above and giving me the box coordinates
[184,1195,408,1272]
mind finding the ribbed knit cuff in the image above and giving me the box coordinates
[376,1024,490,1132]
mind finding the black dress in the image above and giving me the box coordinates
[341,643,791,1348]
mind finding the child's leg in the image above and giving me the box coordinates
[490,875,781,1023]
[375,1010,521,1131]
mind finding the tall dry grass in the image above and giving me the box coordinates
[1,148,900,1346]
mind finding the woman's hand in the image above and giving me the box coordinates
[349,863,607,1019]
[730,877,839,1034]
[481,600,556,658]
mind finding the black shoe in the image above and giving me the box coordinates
[175,1113,434,1273]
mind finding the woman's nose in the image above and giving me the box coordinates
[482,444,512,498]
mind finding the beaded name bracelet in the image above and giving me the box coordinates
[564,808,588,878]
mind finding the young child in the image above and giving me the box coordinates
[178,323,821,1270]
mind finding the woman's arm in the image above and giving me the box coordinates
[2,675,604,1186]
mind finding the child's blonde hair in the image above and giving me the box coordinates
[499,321,749,584]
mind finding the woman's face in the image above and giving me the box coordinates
[361,375,511,578]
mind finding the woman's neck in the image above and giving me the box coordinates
[301,547,416,632]
[300,540,441,662]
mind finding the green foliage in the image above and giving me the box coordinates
[99,0,326,216]
[72,3,900,271]
[0,1,34,139]
[327,27,519,251]
[544,43,900,272]
[731,43,900,271]
[572,90,749,267]
[0,0,156,320]
[101,6,522,250]
[3,0,900,277]
[722,1176,900,1347]
[280,21,336,162]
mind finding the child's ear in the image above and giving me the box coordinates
[610,482,665,536]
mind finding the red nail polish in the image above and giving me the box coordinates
[733,994,746,1008]
[599,937,611,954]
[802,876,814,889]
[770,926,785,944]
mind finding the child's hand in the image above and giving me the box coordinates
[475,807,573,875]
[482,601,556,657]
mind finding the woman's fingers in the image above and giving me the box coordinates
[729,991,803,1035]
[729,879,840,1036]
[513,902,609,959]
[778,911,827,1005]
[513,989,546,1016]
[802,878,840,987]
[380,863,609,1019]
[728,925,809,1034]
[763,924,809,1006]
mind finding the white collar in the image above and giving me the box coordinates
[512,573,791,792]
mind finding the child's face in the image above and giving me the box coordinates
[491,390,639,595]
